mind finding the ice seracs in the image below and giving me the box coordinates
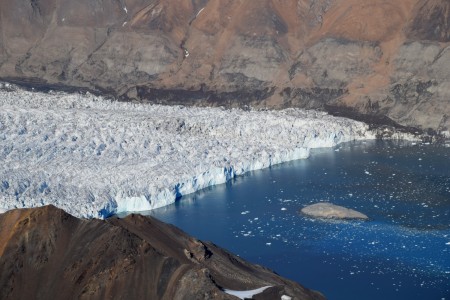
[0,84,375,218]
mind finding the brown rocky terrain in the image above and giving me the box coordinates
[0,205,324,300]
[0,0,449,133]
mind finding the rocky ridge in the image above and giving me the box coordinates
[0,0,449,134]
[0,205,324,300]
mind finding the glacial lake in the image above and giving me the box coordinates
[144,140,450,300]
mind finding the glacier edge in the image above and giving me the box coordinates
[0,84,377,218]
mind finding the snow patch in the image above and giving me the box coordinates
[196,7,205,18]
[224,286,272,299]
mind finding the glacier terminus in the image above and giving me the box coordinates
[0,84,377,218]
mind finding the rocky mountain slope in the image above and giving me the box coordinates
[0,0,449,132]
[0,205,324,299]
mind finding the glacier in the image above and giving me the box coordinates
[0,83,375,218]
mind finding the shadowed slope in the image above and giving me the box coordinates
[0,206,324,300]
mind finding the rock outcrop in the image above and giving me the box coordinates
[301,203,369,220]
[0,0,449,133]
[0,205,324,300]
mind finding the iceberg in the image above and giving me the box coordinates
[0,83,375,218]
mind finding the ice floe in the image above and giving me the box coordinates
[0,83,376,218]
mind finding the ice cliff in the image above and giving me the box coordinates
[0,84,375,218]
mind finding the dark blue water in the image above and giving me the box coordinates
[143,140,450,300]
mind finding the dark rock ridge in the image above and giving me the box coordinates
[301,203,369,220]
[0,205,324,300]
[0,0,449,134]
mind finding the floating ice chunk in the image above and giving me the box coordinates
[266,242,271,246]
[446,242,450,245]
[241,211,250,215]
[224,286,272,299]
[281,207,287,211]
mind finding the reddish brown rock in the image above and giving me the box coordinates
[0,0,448,133]
[0,206,324,300]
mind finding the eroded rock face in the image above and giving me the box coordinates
[0,205,324,300]
[0,0,449,133]
[301,203,369,220]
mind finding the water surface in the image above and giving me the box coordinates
[143,140,450,299]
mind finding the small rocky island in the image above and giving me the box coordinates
[301,203,369,220]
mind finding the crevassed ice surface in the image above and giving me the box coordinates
[0,85,375,218]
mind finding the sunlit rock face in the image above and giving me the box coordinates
[301,203,369,220]
[0,0,449,132]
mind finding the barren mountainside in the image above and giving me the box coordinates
[0,0,449,132]
[0,205,324,299]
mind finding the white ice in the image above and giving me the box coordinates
[223,286,272,299]
[0,83,377,218]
